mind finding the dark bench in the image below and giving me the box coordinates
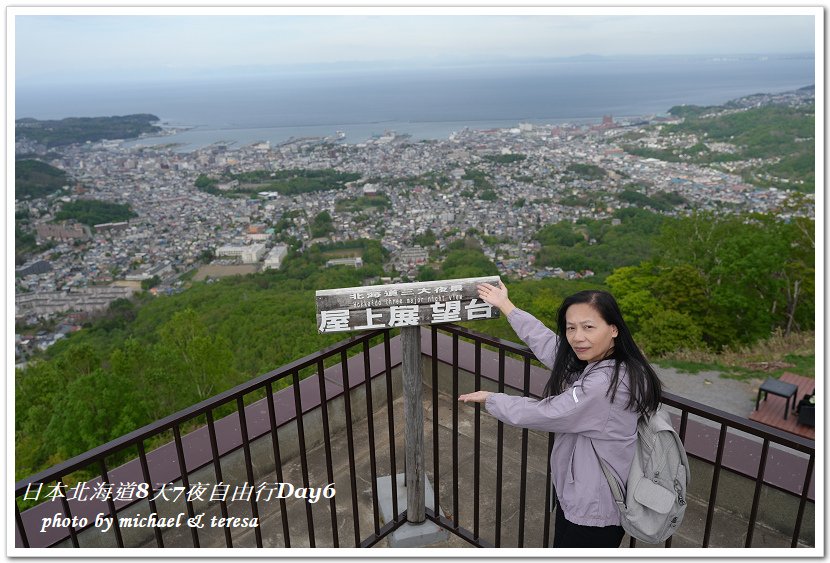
[755,377,799,420]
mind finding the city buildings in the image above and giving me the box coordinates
[14,89,814,358]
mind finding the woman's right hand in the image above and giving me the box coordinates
[477,280,515,316]
[458,390,493,404]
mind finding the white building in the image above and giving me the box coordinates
[263,244,289,270]
[326,257,363,269]
[125,262,174,282]
[216,243,267,264]
[398,245,429,266]
[35,222,91,242]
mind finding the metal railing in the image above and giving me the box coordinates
[14,324,816,549]
[425,323,816,548]
[15,329,406,549]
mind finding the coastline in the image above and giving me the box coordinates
[123,114,631,153]
[21,56,812,153]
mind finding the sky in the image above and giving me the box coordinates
[12,11,817,87]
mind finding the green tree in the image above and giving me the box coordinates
[536,222,584,247]
[655,212,814,348]
[637,309,704,357]
[482,153,526,164]
[440,249,498,278]
[44,367,148,460]
[55,199,137,226]
[660,216,738,329]
[606,264,661,335]
[15,159,68,200]
[141,275,161,290]
[55,342,101,377]
[310,211,334,238]
[651,264,710,321]
[96,297,138,332]
[16,361,65,476]
[153,309,236,403]
[566,163,606,180]
[195,174,219,191]
[416,265,440,281]
[414,229,436,248]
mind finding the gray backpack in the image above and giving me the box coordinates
[593,407,691,543]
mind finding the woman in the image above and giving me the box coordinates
[458,281,662,548]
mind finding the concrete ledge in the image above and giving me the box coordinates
[376,474,449,548]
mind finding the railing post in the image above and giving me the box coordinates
[401,326,425,523]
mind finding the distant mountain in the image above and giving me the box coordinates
[640,88,815,192]
[15,113,162,148]
[557,53,607,62]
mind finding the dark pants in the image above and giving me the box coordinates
[553,505,625,548]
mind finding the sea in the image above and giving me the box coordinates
[15,55,815,152]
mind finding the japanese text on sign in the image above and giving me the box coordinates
[315,276,500,333]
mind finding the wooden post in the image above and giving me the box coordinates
[316,276,501,529]
[401,325,425,523]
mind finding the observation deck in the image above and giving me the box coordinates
[14,325,816,550]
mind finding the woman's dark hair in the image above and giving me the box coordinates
[543,290,662,417]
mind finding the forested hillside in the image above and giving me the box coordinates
[54,199,138,226]
[15,159,68,200]
[624,102,815,192]
[195,168,361,197]
[15,160,69,264]
[608,212,814,355]
[534,208,664,276]
[15,114,161,147]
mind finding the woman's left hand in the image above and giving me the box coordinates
[458,391,493,404]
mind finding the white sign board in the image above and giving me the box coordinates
[315,276,501,333]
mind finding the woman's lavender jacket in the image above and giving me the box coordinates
[484,308,638,527]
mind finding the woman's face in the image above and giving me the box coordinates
[565,303,618,363]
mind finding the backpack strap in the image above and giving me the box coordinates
[590,439,626,508]
[549,479,557,513]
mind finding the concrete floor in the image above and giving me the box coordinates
[127,379,811,550]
